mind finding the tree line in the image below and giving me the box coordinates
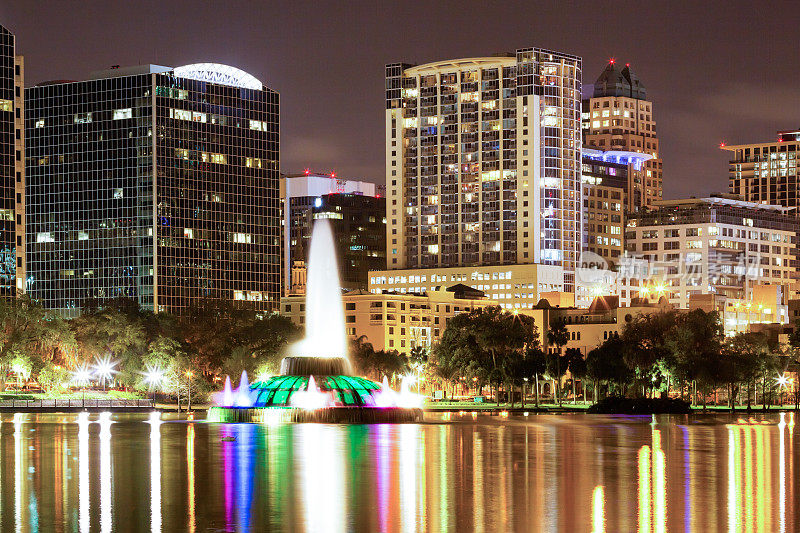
[0,296,301,401]
[430,305,799,408]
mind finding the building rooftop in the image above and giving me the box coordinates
[721,128,800,150]
[651,195,794,214]
[592,60,646,99]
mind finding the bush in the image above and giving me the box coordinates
[587,395,691,414]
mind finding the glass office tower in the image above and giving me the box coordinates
[26,63,280,316]
[0,24,24,298]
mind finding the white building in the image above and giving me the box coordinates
[385,48,582,293]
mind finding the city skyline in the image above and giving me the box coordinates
[2,0,799,200]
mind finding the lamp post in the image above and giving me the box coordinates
[185,371,193,412]
[72,364,92,407]
[143,365,165,407]
[93,356,116,392]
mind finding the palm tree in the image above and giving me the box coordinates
[547,318,570,405]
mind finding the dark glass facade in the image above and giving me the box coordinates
[0,25,20,297]
[25,66,280,315]
[287,193,386,290]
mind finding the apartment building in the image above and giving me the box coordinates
[722,128,800,207]
[623,196,796,309]
[385,47,582,293]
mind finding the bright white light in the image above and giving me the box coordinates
[173,63,262,90]
[776,373,791,389]
[94,357,117,381]
[72,364,93,386]
[143,365,165,390]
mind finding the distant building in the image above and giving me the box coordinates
[581,147,653,267]
[582,61,662,211]
[25,63,280,315]
[722,128,800,207]
[386,48,583,293]
[368,263,565,310]
[281,173,385,292]
[0,24,25,297]
[622,195,796,309]
[281,285,488,352]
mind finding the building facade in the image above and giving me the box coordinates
[623,196,796,309]
[281,173,385,293]
[581,147,653,267]
[25,63,280,315]
[368,262,564,310]
[282,285,488,353]
[0,24,24,297]
[722,129,800,207]
[582,61,662,211]
[385,48,582,293]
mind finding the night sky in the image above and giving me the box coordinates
[3,0,799,199]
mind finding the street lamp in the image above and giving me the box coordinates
[93,356,116,391]
[72,364,93,405]
[185,370,194,412]
[143,365,165,405]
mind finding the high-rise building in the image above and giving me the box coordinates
[0,24,25,297]
[623,195,796,310]
[25,63,280,315]
[281,172,386,293]
[722,128,800,207]
[385,48,583,293]
[581,147,653,267]
[582,61,662,211]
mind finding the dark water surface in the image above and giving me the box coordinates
[0,410,797,532]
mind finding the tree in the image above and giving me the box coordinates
[547,318,570,405]
[0,296,75,389]
[621,311,678,397]
[37,363,70,393]
[665,309,723,402]
[434,306,536,402]
[525,347,547,407]
[565,347,587,403]
[586,336,633,400]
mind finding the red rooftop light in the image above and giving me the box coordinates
[609,58,615,64]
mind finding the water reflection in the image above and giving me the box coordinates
[0,412,798,531]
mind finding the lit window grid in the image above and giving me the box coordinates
[25,72,280,315]
[0,28,18,298]
[386,48,582,290]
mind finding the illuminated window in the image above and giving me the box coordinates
[233,233,252,244]
[184,228,194,239]
[113,108,133,120]
[35,119,45,128]
[192,112,207,123]
[249,120,263,131]
[73,112,92,124]
[0,99,12,111]
[171,108,192,121]
[36,232,55,243]
[245,157,263,168]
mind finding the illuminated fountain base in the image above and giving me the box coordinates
[207,357,423,424]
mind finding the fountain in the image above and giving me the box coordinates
[207,219,423,423]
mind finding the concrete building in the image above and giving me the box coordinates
[385,48,582,293]
[0,24,24,297]
[622,195,796,309]
[582,61,662,211]
[25,63,280,315]
[722,128,800,207]
[281,284,488,352]
[281,173,385,293]
[368,262,565,310]
[581,147,653,267]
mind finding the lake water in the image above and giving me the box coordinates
[0,411,796,532]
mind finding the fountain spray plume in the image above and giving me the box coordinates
[290,218,348,360]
